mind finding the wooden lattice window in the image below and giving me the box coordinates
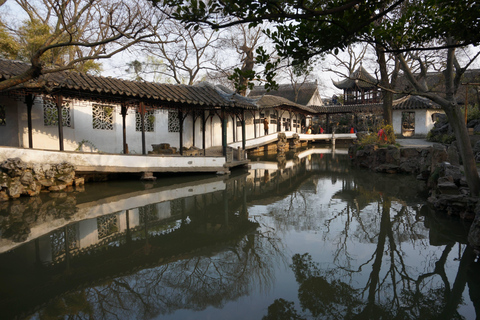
[43,100,71,127]
[50,225,79,260]
[97,213,119,239]
[92,104,114,130]
[139,204,158,224]
[170,199,184,216]
[0,105,5,126]
[136,110,155,132]
[168,110,180,132]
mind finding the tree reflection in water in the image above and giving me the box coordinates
[1,151,479,319]
[263,181,476,320]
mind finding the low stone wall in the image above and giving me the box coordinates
[349,144,477,221]
[0,158,84,201]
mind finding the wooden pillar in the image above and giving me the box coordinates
[202,111,206,155]
[242,110,246,150]
[232,114,236,142]
[25,94,35,148]
[289,111,293,132]
[121,105,128,154]
[253,111,257,138]
[192,112,196,147]
[139,102,146,155]
[221,107,227,157]
[326,114,330,133]
[179,110,184,155]
[55,95,64,151]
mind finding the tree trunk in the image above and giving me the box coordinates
[443,104,480,196]
[376,43,393,125]
[397,50,480,196]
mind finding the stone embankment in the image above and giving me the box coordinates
[349,143,478,220]
[0,158,84,201]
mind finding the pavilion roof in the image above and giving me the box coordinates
[312,95,441,114]
[332,65,378,90]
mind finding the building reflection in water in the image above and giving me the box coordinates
[0,147,478,320]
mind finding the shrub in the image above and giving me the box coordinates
[357,123,396,147]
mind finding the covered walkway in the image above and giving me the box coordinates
[228,131,357,150]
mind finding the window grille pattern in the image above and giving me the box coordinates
[168,110,180,132]
[43,100,71,127]
[50,225,79,260]
[136,110,155,132]
[92,104,114,130]
[139,204,158,224]
[0,105,5,126]
[97,213,119,239]
[170,199,184,216]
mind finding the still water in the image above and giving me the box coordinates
[0,147,478,320]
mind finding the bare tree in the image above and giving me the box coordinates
[325,44,369,80]
[0,0,162,91]
[137,17,223,85]
[206,24,268,95]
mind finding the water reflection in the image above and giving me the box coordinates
[0,147,478,320]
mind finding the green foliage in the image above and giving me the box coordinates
[0,23,19,59]
[76,140,99,152]
[17,19,52,62]
[426,131,456,144]
[155,0,480,91]
[357,123,396,147]
[462,104,480,122]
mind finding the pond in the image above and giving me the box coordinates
[0,147,478,320]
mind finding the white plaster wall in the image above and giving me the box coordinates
[393,109,444,137]
[0,96,21,147]
[71,100,122,153]
[78,218,99,248]
[307,89,324,106]
[207,116,223,148]
[415,110,429,136]
[156,202,172,220]
[392,110,402,135]
[0,147,227,172]
[425,109,444,135]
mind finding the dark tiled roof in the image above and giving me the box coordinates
[248,82,321,105]
[395,69,480,104]
[311,95,440,114]
[251,95,317,113]
[392,95,441,110]
[0,59,257,109]
[332,65,379,90]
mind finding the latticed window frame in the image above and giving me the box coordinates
[43,99,72,127]
[139,204,158,224]
[0,105,5,126]
[168,110,180,133]
[97,213,119,239]
[50,225,79,260]
[170,198,184,216]
[135,109,155,132]
[92,104,114,130]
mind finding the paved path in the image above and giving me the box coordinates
[396,138,436,148]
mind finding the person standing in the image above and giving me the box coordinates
[263,117,269,135]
